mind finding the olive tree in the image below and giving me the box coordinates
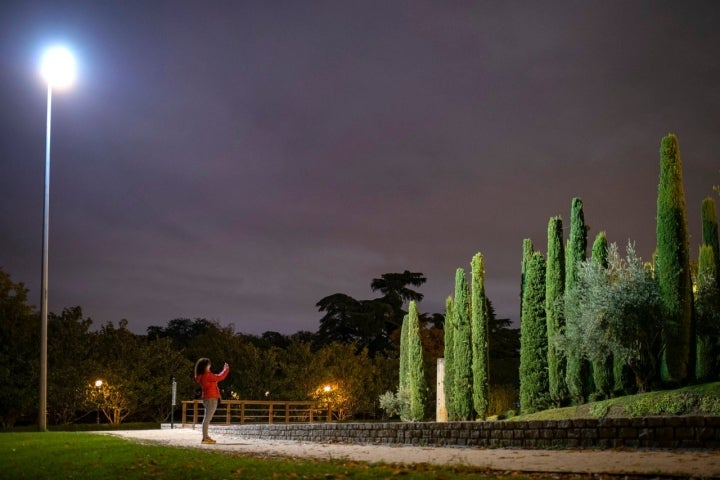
[563,242,662,392]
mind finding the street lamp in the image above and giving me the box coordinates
[322,385,333,422]
[38,46,76,431]
[95,380,103,424]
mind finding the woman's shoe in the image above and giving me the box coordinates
[201,437,216,444]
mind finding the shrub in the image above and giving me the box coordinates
[589,401,611,418]
[626,392,697,416]
[378,391,399,418]
[700,395,720,416]
[378,387,411,420]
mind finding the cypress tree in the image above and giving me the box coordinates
[399,313,410,390]
[443,295,456,420]
[590,232,613,398]
[470,253,489,420]
[452,268,472,420]
[565,197,589,402]
[695,245,719,381]
[656,133,692,384]
[519,252,549,414]
[566,198,588,290]
[698,197,720,382]
[546,216,567,405]
[407,301,426,421]
[521,238,534,320]
[591,232,608,268]
[702,197,720,287]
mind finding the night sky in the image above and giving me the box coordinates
[1,1,719,336]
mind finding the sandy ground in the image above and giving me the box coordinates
[100,427,720,478]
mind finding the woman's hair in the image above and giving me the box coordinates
[194,357,211,377]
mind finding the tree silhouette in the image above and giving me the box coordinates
[315,293,393,355]
[316,271,428,356]
[370,271,426,310]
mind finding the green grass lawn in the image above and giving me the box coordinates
[509,381,720,421]
[0,432,549,480]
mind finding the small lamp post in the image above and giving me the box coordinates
[323,385,332,421]
[95,379,103,424]
[171,377,177,429]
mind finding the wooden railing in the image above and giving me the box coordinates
[181,400,330,426]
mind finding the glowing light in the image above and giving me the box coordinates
[324,385,332,392]
[41,46,76,88]
[95,379,103,387]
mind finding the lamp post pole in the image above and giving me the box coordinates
[38,82,52,432]
[38,46,75,431]
[95,380,103,424]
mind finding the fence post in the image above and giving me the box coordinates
[171,377,176,429]
[268,403,274,424]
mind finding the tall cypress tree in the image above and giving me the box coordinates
[519,252,549,414]
[452,268,472,420]
[470,253,489,420]
[566,198,588,290]
[407,301,426,421]
[443,295,456,420]
[546,216,567,405]
[399,314,410,390]
[589,232,614,398]
[521,238,534,320]
[702,197,720,287]
[695,246,719,381]
[698,197,720,382]
[565,197,589,402]
[656,133,692,384]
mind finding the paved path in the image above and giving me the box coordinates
[102,428,720,478]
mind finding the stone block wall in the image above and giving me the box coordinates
[199,417,720,450]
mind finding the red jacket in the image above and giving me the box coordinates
[195,365,229,399]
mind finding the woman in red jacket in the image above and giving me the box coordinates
[194,357,229,444]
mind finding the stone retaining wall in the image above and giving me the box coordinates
[199,417,720,450]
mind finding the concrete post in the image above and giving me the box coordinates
[436,358,448,422]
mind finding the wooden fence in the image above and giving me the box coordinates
[181,400,330,426]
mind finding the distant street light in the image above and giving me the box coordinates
[38,45,76,431]
[95,380,103,424]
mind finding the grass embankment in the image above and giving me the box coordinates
[509,381,720,421]
[0,432,547,480]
